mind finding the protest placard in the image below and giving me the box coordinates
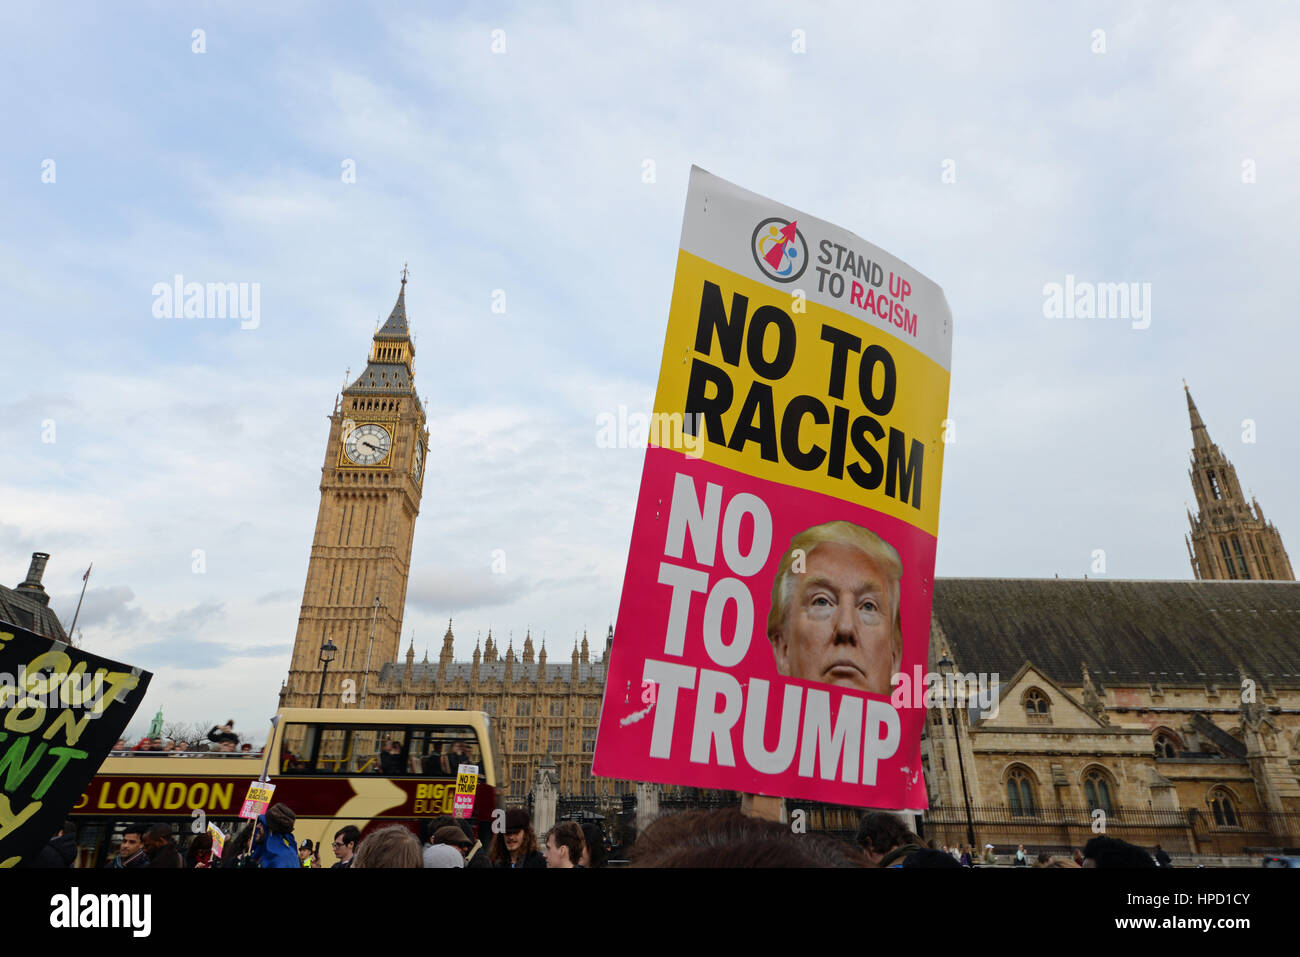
[593,167,952,810]
[454,764,479,818]
[0,620,151,866]
[239,780,276,820]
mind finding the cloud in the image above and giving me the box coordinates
[406,566,529,613]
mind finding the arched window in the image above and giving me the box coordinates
[1005,766,1038,818]
[1209,789,1239,828]
[1023,688,1051,724]
[1154,731,1180,759]
[1083,768,1116,816]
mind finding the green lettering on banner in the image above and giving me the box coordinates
[0,736,47,792]
[32,748,86,800]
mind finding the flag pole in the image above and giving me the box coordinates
[66,563,92,637]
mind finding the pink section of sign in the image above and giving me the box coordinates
[594,446,934,809]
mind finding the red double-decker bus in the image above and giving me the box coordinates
[73,708,503,867]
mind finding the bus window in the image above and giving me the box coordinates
[282,723,480,778]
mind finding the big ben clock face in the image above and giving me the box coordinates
[413,441,424,481]
[344,423,392,465]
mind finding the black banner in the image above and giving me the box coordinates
[0,619,151,867]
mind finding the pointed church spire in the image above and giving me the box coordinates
[1184,380,1210,450]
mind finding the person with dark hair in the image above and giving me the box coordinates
[28,820,78,868]
[331,825,361,868]
[185,832,214,868]
[1034,851,1052,867]
[490,809,546,868]
[252,803,300,868]
[855,811,923,868]
[629,809,866,868]
[1082,836,1156,868]
[220,820,258,868]
[901,848,965,869]
[545,821,585,868]
[207,721,239,747]
[580,824,607,868]
[379,740,405,776]
[1154,844,1172,867]
[144,823,183,868]
[353,825,422,868]
[107,825,150,868]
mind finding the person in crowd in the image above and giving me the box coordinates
[434,825,472,863]
[1073,848,1086,867]
[185,832,214,868]
[29,820,78,867]
[149,737,166,752]
[855,811,924,868]
[982,843,997,865]
[419,815,457,867]
[107,825,150,868]
[544,821,585,868]
[251,803,300,868]
[949,844,962,862]
[959,844,974,867]
[144,824,183,868]
[901,848,965,869]
[1047,858,1081,867]
[1154,844,1172,867]
[1013,843,1028,866]
[489,809,546,868]
[460,820,493,869]
[240,743,254,753]
[353,825,422,868]
[207,721,239,746]
[1034,852,1053,866]
[111,738,127,754]
[444,740,472,775]
[629,809,866,868]
[1082,836,1156,868]
[580,824,607,868]
[331,826,361,868]
[220,820,257,868]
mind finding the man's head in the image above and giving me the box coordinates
[119,825,146,860]
[767,521,902,696]
[298,840,314,862]
[504,809,531,854]
[333,825,361,863]
[854,811,918,867]
[144,823,171,851]
[1082,836,1156,868]
[544,822,584,868]
[434,826,472,857]
[217,740,236,753]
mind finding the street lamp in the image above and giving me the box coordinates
[317,638,338,709]
[937,653,977,851]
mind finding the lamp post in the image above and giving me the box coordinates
[937,653,977,851]
[317,638,338,709]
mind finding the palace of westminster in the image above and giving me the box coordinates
[11,276,1294,853]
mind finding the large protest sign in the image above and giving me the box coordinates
[593,167,952,809]
[0,621,151,866]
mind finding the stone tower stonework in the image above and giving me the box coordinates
[1183,384,1293,581]
[281,275,429,709]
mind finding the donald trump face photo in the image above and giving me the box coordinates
[766,521,902,696]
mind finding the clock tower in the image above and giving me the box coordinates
[281,272,429,709]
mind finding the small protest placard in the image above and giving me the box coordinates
[453,764,479,818]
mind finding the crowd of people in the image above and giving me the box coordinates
[109,721,261,756]
[26,804,1171,869]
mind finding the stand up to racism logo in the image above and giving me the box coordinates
[751,217,808,283]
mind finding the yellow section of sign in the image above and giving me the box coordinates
[652,251,950,536]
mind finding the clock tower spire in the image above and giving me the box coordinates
[282,272,430,709]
